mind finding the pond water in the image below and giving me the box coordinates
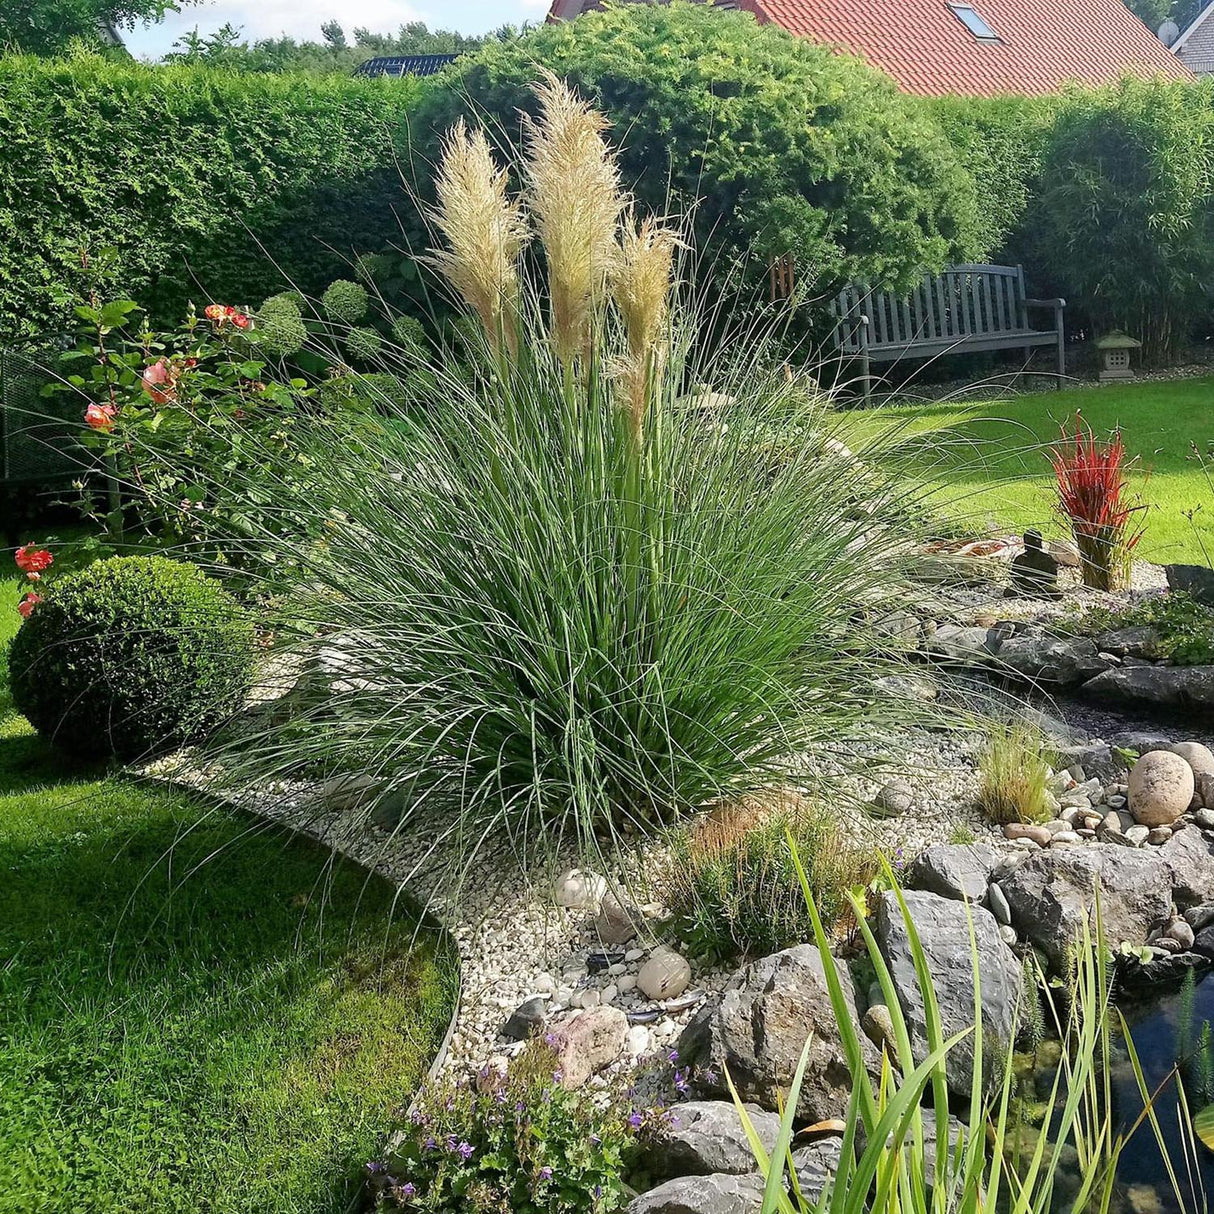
[1017,970,1214,1214]
[1108,972,1214,1214]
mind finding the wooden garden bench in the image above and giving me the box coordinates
[830,264,1066,403]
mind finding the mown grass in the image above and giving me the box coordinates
[0,572,456,1214]
[839,376,1214,564]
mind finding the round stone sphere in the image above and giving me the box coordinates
[1129,750,1195,827]
[1172,741,1214,778]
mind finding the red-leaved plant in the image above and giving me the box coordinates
[1050,415,1145,591]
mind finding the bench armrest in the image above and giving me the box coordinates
[1024,297,1066,309]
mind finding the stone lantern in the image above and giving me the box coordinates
[1096,331,1142,382]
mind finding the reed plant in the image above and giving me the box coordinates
[121,78,939,889]
[733,844,1201,1214]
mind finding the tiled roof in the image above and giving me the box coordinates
[740,0,1192,96]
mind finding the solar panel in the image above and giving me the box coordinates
[354,54,461,78]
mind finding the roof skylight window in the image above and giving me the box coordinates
[948,3,999,40]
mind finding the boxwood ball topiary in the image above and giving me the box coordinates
[8,556,255,762]
[321,278,369,325]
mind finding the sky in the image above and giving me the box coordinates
[123,0,547,59]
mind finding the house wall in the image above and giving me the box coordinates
[1177,19,1214,74]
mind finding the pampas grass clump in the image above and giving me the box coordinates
[155,77,935,886]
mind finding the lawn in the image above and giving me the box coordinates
[840,376,1214,564]
[0,572,456,1214]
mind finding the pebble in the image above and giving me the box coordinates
[1194,809,1214,830]
[1004,822,1052,847]
[1125,825,1150,846]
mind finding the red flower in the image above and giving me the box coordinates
[84,402,117,432]
[17,592,42,619]
[205,303,249,329]
[15,545,53,574]
[142,358,176,405]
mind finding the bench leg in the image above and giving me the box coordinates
[1055,328,1066,390]
[860,351,871,406]
[1022,345,1031,386]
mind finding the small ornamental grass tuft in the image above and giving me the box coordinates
[8,555,255,761]
[666,792,877,963]
[976,723,1052,826]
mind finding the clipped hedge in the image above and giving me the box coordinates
[0,55,422,343]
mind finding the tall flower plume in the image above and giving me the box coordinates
[524,71,627,367]
[429,120,530,357]
[615,214,680,442]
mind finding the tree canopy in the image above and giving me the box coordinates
[0,0,190,54]
[164,19,527,74]
[411,3,983,302]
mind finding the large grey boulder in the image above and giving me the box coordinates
[628,1173,765,1214]
[637,1101,779,1180]
[1000,848,1171,970]
[1160,829,1214,908]
[679,945,876,1122]
[995,636,1111,687]
[909,843,999,903]
[1082,666,1214,714]
[874,890,1021,1097]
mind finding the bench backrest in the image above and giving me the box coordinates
[832,264,1028,352]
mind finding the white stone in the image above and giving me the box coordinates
[637,947,692,1001]
[625,1024,650,1056]
[552,868,607,909]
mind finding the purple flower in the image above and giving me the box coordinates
[674,1067,690,1096]
[667,1050,679,1065]
[700,1067,719,1085]
[515,1100,527,1113]
[366,1161,387,1175]
[552,1068,564,1083]
[539,1166,553,1181]
[544,1032,558,1046]
[423,1137,437,1153]
[397,1182,417,1200]
[589,1133,602,1147]
[444,1134,459,1153]
[628,1110,643,1129]
[457,1140,474,1161]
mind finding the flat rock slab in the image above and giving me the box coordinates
[628,1172,766,1214]
[994,636,1111,686]
[875,890,1021,1096]
[1081,666,1214,714]
[1000,848,1171,970]
[679,945,876,1123]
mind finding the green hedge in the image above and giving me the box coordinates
[0,55,422,343]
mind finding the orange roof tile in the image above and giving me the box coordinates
[739,0,1192,96]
